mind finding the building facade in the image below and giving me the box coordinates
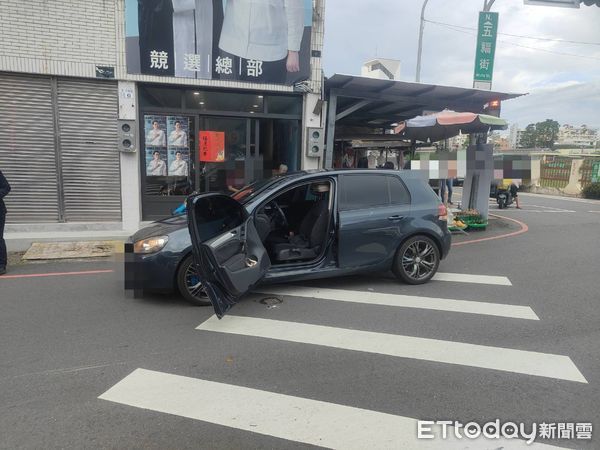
[361,58,401,81]
[0,0,326,229]
[557,124,598,148]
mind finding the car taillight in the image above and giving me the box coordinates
[438,203,448,221]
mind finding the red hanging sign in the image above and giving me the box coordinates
[199,131,225,162]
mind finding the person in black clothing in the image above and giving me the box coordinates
[0,170,11,275]
[138,0,175,76]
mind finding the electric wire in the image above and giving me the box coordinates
[424,18,600,46]
[425,20,600,61]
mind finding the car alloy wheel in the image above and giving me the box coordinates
[177,255,211,306]
[393,235,440,285]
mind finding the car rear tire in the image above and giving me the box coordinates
[177,255,211,306]
[392,235,440,285]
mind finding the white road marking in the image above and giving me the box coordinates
[493,209,575,213]
[525,205,576,212]
[489,202,575,212]
[518,192,600,204]
[196,316,587,383]
[99,368,567,449]
[254,285,538,321]
[433,272,512,286]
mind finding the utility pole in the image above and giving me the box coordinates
[416,0,494,83]
[415,0,430,82]
[483,0,496,11]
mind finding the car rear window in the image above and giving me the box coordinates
[389,176,411,204]
[339,174,411,210]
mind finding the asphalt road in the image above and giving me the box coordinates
[1,193,599,449]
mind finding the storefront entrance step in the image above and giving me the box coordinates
[22,241,125,260]
[5,230,134,253]
[5,222,126,234]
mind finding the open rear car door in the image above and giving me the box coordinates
[187,193,271,318]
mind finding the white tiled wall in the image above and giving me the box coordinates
[0,0,116,78]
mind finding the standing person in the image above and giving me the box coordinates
[216,0,305,84]
[510,181,521,209]
[440,178,454,205]
[0,170,11,275]
[138,0,175,76]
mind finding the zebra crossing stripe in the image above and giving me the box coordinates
[433,272,512,285]
[253,285,537,320]
[99,368,568,449]
[196,316,587,383]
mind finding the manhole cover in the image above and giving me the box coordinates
[258,296,283,306]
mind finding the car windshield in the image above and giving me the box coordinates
[231,176,287,204]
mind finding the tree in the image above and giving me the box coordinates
[535,119,560,149]
[517,120,560,149]
[519,124,537,148]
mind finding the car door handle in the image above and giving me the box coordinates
[388,215,404,221]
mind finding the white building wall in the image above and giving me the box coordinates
[0,0,117,78]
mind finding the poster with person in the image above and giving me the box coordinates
[125,0,313,85]
[144,115,167,147]
[146,148,168,176]
[167,116,190,177]
[167,116,189,147]
[144,115,168,176]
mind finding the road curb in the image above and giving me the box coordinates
[452,214,528,247]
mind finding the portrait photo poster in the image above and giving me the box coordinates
[144,115,168,177]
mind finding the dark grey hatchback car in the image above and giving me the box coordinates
[184,169,451,318]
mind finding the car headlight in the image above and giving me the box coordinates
[133,236,169,254]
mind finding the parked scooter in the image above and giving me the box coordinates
[496,188,514,209]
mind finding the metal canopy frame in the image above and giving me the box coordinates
[324,74,524,168]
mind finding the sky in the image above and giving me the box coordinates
[322,0,600,130]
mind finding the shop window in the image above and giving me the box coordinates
[139,86,183,108]
[185,90,264,113]
[267,95,302,115]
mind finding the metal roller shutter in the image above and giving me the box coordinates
[0,73,59,223]
[57,79,122,221]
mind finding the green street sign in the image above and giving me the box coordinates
[592,161,600,183]
[473,11,499,85]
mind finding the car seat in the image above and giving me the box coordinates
[273,183,330,262]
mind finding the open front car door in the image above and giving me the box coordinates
[187,193,271,318]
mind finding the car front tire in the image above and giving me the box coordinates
[177,255,211,306]
[392,235,440,285]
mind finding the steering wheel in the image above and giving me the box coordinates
[269,200,289,229]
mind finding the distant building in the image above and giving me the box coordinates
[361,58,401,80]
[516,129,528,148]
[556,124,598,148]
[448,133,468,150]
[509,124,518,148]
[488,132,510,151]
